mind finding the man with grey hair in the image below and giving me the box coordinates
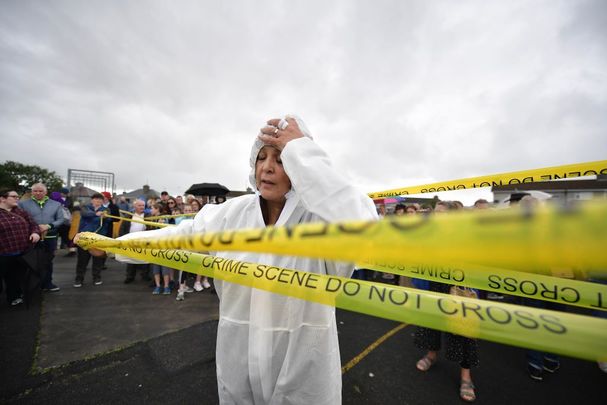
[19,183,66,292]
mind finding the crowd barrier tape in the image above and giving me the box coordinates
[368,160,607,198]
[119,209,196,220]
[75,233,607,362]
[360,261,607,311]
[81,202,607,274]
[145,213,197,220]
[103,213,170,228]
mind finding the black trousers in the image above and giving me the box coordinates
[75,247,103,283]
[0,255,25,303]
[125,263,150,281]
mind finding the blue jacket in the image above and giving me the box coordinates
[19,198,65,238]
[78,204,109,235]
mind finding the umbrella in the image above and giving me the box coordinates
[185,183,230,196]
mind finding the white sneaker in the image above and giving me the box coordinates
[599,362,607,373]
[176,291,185,301]
[193,282,203,292]
[183,286,194,293]
[11,297,23,306]
[202,279,211,289]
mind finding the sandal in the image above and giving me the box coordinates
[460,380,476,402]
[416,355,436,371]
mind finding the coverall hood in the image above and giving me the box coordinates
[248,114,313,192]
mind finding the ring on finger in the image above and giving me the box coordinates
[273,128,279,135]
[278,119,289,130]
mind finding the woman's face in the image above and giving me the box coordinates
[255,146,291,204]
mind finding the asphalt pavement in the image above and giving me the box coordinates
[0,251,604,404]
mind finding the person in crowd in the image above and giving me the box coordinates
[50,191,71,250]
[0,188,41,306]
[146,198,157,213]
[377,203,386,218]
[117,196,130,212]
[160,191,169,204]
[120,199,150,284]
[190,198,203,213]
[101,192,120,237]
[100,191,120,270]
[166,197,179,221]
[78,115,377,404]
[74,193,108,287]
[394,204,406,216]
[515,195,564,381]
[187,199,211,291]
[147,203,172,295]
[473,198,490,210]
[175,204,195,301]
[413,200,478,402]
[175,195,185,211]
[172,206,183,220]
[19,183,65,292]
[405,204,418,215]
[60,187,78,256]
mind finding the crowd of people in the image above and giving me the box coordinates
[72,189,217,298]
[0,183,221,307]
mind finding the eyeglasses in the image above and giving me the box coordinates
[168,202,176,205]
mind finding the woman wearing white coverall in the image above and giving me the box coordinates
[89,116,377,404]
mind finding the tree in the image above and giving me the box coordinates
[0,161,65,194]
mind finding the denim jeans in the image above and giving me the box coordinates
[524,298,565,368]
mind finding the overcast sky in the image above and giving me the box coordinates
[1,0,605,205]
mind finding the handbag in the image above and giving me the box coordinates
[450,285,478,299]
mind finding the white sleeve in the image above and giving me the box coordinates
[113,218,195,263]
[281,137,378,222]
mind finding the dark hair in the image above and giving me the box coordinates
[151,202,168,215]
[0,188,15,198]
[91,193,104,200]
[394,204,406,212]
[161,191,169,196]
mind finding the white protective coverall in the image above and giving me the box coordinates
[117,129,377,404]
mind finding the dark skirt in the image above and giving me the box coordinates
[413,281,479,369]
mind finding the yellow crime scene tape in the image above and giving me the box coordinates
[368,160,607,198]
[145,213,197,220]
[104,209,607,310]
[361,261,607,312]
[119,209,196,220]
[76,233,607,362]
[102,213,171,228]
[84,202,607,274]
